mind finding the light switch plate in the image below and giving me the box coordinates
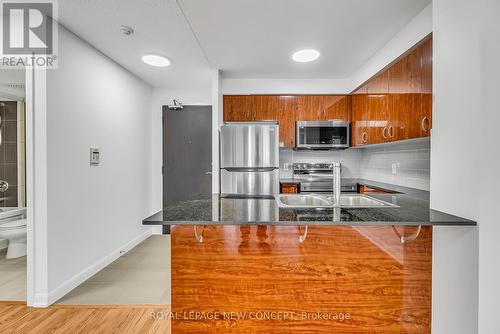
[90,147,100,166]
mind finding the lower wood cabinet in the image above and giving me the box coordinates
[280,183,299,194]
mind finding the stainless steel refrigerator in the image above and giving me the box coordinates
[220,121,280,197]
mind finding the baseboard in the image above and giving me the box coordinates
[151,226,163,235]
[32,229,153,307]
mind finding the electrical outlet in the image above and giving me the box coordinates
[391,163,398,175]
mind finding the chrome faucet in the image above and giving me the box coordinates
[331,162,341,206]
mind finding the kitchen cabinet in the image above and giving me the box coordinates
[277,96,298,148]
[223,95,253,121]
[252,95,279,121]
[351,34,432,147]
[280,182,299,194]
[351,87,368,146]
[223,94,350,148]
[366,71,390,144]
[420,37,432,137]
[322,95,351,120]
[295,95,323,120]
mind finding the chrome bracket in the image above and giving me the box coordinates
[193,225,204,243]
[393,225,422,244]
[299,225,308,243]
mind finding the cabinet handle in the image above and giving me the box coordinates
[392,225,422,244]
[299,225,308,243]
[389,126,394,137]
[194,225,204,242]
[382,127,388,139]
[362,132,368,143]
[421,116,430,132]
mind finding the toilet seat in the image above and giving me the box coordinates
[0,219,27,230]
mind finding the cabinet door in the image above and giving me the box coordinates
[351,92,368,146]
[296,95,323,120]
[252,96,279,121]
[322,95,350,121]
[388,46,422,141]
[420,36,432,136]
[366,72,390,144]
[223,96,253,121]
[278,96,298,148]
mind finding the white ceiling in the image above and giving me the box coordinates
[57,0,430,87]
[57,0,212,89]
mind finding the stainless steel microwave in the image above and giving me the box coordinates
[295,120,350,149]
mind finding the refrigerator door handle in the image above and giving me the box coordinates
[222,167,278,172]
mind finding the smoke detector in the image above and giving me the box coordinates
[121,25,134,36]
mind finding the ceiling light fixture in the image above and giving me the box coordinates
[292,49,320,63]
[142,54,171,67]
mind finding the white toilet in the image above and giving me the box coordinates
[0,208,27,259]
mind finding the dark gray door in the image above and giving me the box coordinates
[163,105,212,208]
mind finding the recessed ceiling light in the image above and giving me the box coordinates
[142,54,171,67]
[292,49,320,63]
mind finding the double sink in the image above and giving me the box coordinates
[275,193,398,209]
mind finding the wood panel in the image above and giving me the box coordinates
[351,35,432,146]
[0,303,170,333]
[351,93,368,146]
[280,183,299,194]
[252,95,279,121]
[322,95,350,120]
[277,96,297,148]
[295,95,323,120]
[171,225,432,333]
[223,95,253,121]
[420,36,433,136]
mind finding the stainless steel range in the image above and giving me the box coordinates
[292,163,357,193]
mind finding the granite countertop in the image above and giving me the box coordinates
[143,180,476,226]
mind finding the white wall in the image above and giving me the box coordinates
[32,26,154,305]
[350,4,432,90]
[431,0,481,332]
[222,78,352,95]
[478,0,500,332]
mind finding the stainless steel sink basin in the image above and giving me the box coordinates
[275,194,331,208]
[275,194,398,208]
[325,194,398,208]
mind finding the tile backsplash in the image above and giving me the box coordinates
[280,137,430,191]
[359,138,431,191]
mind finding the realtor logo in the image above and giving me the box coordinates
[2,1,53,54]
[1,0,58,67]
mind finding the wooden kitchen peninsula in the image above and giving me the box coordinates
[143,185,475,333]
[171,224,432,333]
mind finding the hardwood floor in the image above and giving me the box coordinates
[0,302,170,333]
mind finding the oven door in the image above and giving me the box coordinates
[296,121,350,149]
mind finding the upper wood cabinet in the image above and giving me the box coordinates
[351,34,433,147]
[322,95,351,120]
[295,95,323,120]
[277,96,298,148]
[223,94,350,148]
[223,95,253,121]
[252,96,279,121]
